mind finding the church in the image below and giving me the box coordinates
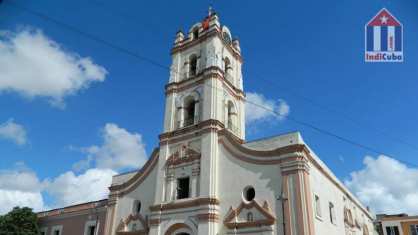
[38,11,375,235]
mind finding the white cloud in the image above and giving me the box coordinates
[74,123,148,172]
[345,155,418,214]
[0,190,45,215]
[245,92,290,124]
[0,123,147,213]
[0,27,107,107]
[46,168,116,208]
[0,164,115,213]
[0,119,27,145]
[0,163,46,214]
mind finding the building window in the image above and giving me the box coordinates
[314,195,322,218]
[184,98,196,126]
[410,225,418,235]
[247,212,254,222]
[177,177,190,199]
[329,202,336,224]
[84,221,98,235]
[88,225,96,235]
[386,226,400,235]
[133,200,141,214]
[51,225,63,235]
[189,55,197,77]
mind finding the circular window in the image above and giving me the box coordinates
[243,186,255,202]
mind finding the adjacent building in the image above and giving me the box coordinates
[375,214,418,235]
[37,10,376,235]
[38,199,107,235]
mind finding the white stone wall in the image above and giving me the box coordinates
[217,144,283,235]
[111,164,158,234]
[309,156,375,235]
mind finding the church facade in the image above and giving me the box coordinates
[101,12,375,235]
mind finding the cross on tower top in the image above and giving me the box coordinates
[208,6,213,17]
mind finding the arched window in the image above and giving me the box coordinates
[247,212,254,222]
[227,101,237,133]
[184,97,196,126]
[224,57,231,74]
[189,55,197,77]
[192,28,199,40]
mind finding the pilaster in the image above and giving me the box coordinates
[281,157,315,235]
[104,193,118,235]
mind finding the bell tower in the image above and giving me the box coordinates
[162,11,245,139]
[151,10,246,234]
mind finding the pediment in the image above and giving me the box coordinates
[224,200,276,229]
[116,213,148,234]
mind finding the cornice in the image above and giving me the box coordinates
[149,197,220,212]
[159,119,228,145]
[218,130,309,164]
[165,66,245,99]
[37,207,107,221]
[196,213,220,223]
[171,26,242,63]
[37,200,107,219]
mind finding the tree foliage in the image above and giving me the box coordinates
[0,207,39,235]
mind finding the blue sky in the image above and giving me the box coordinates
[0,0,418,214]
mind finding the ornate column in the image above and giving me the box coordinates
[280,156,315,235]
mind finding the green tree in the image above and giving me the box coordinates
[0,207,39,235]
